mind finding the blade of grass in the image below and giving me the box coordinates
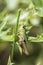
[10,9,21,61]
[7,56,14,65]
[0,28,11,37]
[28,36,43,42]
[0,18,8,32]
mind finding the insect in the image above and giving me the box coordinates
[19,25,29,55]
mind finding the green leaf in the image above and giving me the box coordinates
[0,28,11,37]
[0,18,8,32]
[0,35,14,42]
[16,42,22,55]
[32,0,43,7]
[35,7,43,17]
[28,36,43,42]
[7,56,14,65]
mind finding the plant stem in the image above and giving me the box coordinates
[10,9,21,61]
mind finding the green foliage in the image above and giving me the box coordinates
[32,0,43,7]
[0,0,43,65]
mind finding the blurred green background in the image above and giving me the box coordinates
[0,0,43,65]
